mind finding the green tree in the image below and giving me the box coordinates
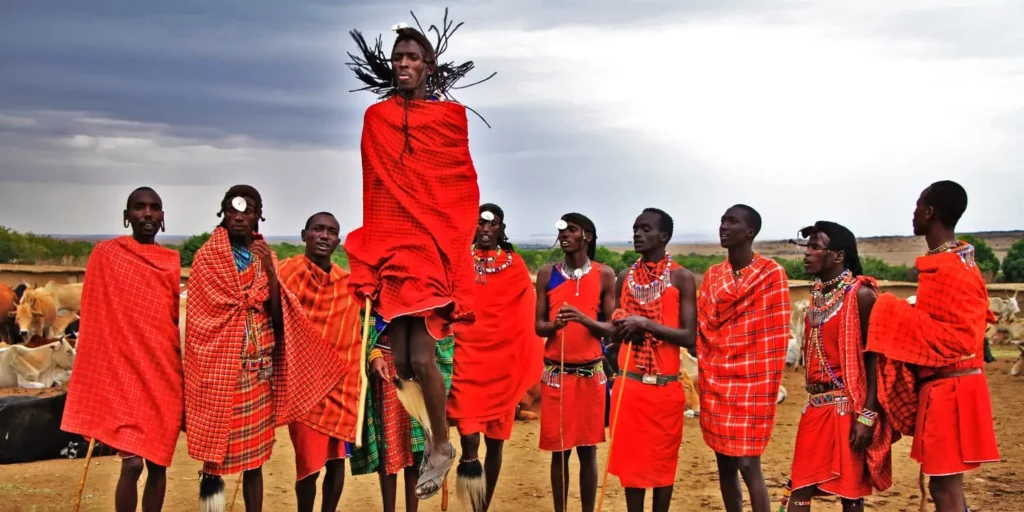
[960,234,1000,280]
[1002,239,1024,283]
[179,232,211,267]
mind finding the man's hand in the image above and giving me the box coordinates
[614,315,649,342]
[556,303,587,326]
[850,421,875,452]
[251,240,275,275]
[370,358,390,382]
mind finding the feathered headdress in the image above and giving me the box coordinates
[346,8,496,127]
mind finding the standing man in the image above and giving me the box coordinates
[344,19,493,499]
[607,208,697,512]
[448,204,545,512]
[535,213,616,512]
[62,187,183,512]
[866,181,999,512]
[786,221,894,511]
[279,212,363,512]
[697,204,791,512]
[184,185,346,512]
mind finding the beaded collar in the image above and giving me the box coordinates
[555,258,592,296]
[472,246,513,283]
[627,255,673,305]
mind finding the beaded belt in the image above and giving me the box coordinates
[622,371,678,386]
[241,355,273,372]
[806,390,849,409]
[542,358,606,388]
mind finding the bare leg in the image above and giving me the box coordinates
[460,432,481,464]
[320,459,345,512]
[389,317,414,379]
[378,467,398,512]
[715,453,744,512]
[624,488,646,512]
[408,317,453,498]
[404,465,420,512]
[577,446,598,512]
[787,486,814,512]
[929,474,967,512]
[483,436,505,508]
[243,468,263,512]
[295,471,319,512]
[115,457,144,512]
[141,460,167,512]
[652,485,674,512]
[737,456,771,512]
[550,450,571,512]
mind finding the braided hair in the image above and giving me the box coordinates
[799,221,863,276]
[560,212,597,261]
[217,184,266,233]
[478,203,514,253]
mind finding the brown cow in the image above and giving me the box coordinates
[0,284,17,343]
[1012,342,1023,377]
[10,289,58,339]
[43,281,83,313]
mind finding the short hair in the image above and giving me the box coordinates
[479,203,514,253]
[923,180,968,229]
[561,212,597,261]
[731,204,762,237]
[799,221,863,276]
[126,187,158,209]
[641,207,674,239]
[303,212,337,231]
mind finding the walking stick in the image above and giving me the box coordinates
[596,343,633,512]
[441,477,449,511]
[228,472,243,512]
[355,297,372,448]
[559,330,567,512]
[72,438,96,512]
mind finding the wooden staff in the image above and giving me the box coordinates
[229,472,243,512]
[596,343,633,512]
[441,477,449,511]
[355,296,372,448]
[72,438,96,512]
[559,330,567,512]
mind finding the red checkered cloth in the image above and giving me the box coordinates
[344,96,480,339]
[61,236,183,467]
[375,347,415,475]
[867,242,995,436]
[696,254,791,457]
[183,227,347,466]
[278,256,363,443]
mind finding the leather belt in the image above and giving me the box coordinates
[544,357,603,370]
[805,382,841,395]
[918,368,981,386]
[622,371,678,386]
[241,355,273,371]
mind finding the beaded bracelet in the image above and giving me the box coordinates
[369,348,384,363]
[857,408,879,427]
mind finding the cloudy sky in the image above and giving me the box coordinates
[1,0,1022,243]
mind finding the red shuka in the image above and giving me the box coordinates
[696,254,791,457]
[790,276,894,497]
[867,241,1000,475]
[539,263,607,451]
[608,261,686,489]
[61,236,183,467]
[344,96,479,338]
[183,227,347,466]
[448,250,544,437]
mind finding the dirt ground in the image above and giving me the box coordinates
[1,350,1020,512]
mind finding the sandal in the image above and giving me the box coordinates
[416,440,456,500]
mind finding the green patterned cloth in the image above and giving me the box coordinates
[349,311,454,475]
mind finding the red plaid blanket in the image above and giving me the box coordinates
[183,227,347,464]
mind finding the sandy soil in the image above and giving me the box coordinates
[1,351,1020,512]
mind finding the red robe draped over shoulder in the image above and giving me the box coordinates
[61,236,183,467]
[448,250,544,430]
[344,96,479,338]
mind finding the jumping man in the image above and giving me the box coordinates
[608,208,697,512]
[697,204,791,512]
[866,181,1000,512]
[62,187,183,512]
[535,213,616,512]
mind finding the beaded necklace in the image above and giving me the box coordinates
[805,269,856,391]
[926,240,956,256]
[472,246,513,283]
[556,258,592,296]
[627,255,673,304]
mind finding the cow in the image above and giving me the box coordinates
[9,288,58,339]
[0,337,76,389]
[0,284,17,344]
[42,281,83,314]
[51,311,79,338]
[1011,343,1023,377]
[990,290,1020,324]
[12,283,29,303]
[788,299,809,369]
[0,393,116,463]
[64,318,80,339]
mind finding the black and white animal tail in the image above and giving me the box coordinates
[456,458,487,512]
[199,474,225,512]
